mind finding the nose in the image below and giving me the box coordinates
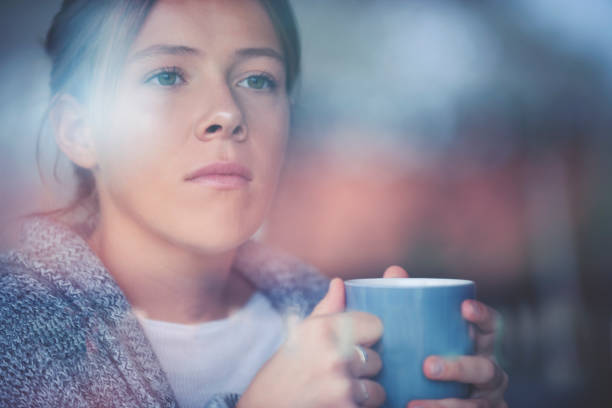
[193,85,247,143]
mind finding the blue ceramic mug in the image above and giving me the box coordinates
[345,278,475,408]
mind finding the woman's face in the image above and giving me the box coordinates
[91,0,290,253]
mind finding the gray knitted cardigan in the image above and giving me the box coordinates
[0,217,329,408]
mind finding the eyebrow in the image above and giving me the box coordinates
[128,44,201,61]
[128,44,284,64]
[235,47,284,63]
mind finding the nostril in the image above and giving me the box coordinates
[206,124,222,133]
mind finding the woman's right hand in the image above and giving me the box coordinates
[238,278,386,408]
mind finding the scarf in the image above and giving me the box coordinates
[0,217,328,407]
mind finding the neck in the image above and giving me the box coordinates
[87,208,254,324]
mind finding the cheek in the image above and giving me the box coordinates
[251,112,289,207]
[96,94,189,187]
[247,99,290,179]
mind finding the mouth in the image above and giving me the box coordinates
[184,162,253,189]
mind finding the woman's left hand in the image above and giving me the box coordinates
[382,266,509,408]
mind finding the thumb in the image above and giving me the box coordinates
[310,278,346,317]
[382,265,409,278]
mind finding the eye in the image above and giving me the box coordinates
[145,67,186,87]
[237,74,276,90]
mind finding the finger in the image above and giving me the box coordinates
[472,329,496,356]
[462,300,500,354]
[461,300,499,335]
[471,370,509,400]
[311,278,346,317]
[382,265,409,278]
[352,379,386,407]
[424,356,504,390]
[331,311,383,349]
[407,398,492,408]
[348,346,382,378]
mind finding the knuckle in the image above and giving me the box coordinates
[370,350,383,374]
[305,317,335,343]
[471,399,490,408]
[501,371,509,389]
[321,377,350,406]
[348,359,361,377]
[351,380,368,404]
[480,304,493,321]
[297,318,315,338]
[335,377,353,402]
[481,358,496,382]
[310,316,332,338]
[324,350,347,373]
[353,311,383,337]
[368,314,384,336]
[319,378,355,408]
[369,381,386,406]
[451,359,465,379]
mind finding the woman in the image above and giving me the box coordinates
[0,0,508,407]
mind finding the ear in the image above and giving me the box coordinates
[50,94,98,169]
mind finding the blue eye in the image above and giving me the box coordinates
[146,67,186,87]
[237,74,276,90]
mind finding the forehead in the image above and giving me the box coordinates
[130,0,281,54]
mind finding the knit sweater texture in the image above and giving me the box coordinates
[0,217,329,407]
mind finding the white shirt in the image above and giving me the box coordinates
[136,292,285,408]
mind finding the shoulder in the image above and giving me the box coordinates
[0,219,174,407]
[1,215,129,308]
[0,252,94,405]
[0,240,92,360]
[0,248,68,327]
[0,216,127,357]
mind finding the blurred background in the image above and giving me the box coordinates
[1,0,611,406]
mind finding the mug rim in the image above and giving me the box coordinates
[345,278,474,288]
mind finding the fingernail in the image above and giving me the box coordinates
[428,358,443,377]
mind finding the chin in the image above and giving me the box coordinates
[174,217,262,255]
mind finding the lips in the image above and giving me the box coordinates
[184,162,253,189]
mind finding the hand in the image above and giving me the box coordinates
[381,266,509,408]
[239,278,387,408]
